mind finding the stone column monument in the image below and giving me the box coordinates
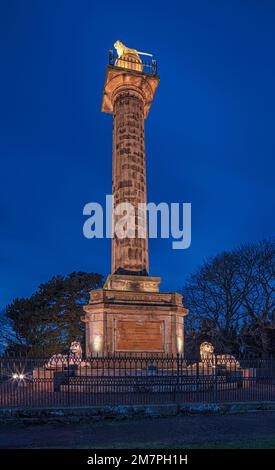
[83,41,188,355]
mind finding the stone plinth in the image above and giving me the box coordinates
[83,275,188,356]
[104,274,161,292]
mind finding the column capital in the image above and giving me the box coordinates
[101,65,159,118]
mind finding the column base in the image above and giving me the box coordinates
[82,274,188,356]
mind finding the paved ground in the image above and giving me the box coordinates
[0,411,275,448]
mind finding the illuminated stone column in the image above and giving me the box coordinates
[83,44,188,357]
[112,88,148,274]
[102,59,159,275]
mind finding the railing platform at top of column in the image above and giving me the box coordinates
[108,49,158,76]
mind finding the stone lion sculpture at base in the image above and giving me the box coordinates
[69,341,82,360]
[45,341,83,368]
[199,342,240,369]
[200,342,215,361]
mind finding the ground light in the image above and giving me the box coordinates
[12,373,25,380]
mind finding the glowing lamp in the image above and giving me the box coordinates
[12,372,25,380]
[176,336,183,354]
[92,335,103,353]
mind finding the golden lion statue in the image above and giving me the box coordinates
[114,40,140,59]
[114,40,142,72]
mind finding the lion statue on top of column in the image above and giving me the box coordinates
[114,40,140,59]
[114,40,143,72]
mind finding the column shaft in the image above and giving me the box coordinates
[112,89,148,275]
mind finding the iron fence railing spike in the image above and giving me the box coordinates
[0,354,274,407]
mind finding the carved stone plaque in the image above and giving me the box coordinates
[115,319,164,352]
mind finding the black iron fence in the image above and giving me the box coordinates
[0,354,274,408]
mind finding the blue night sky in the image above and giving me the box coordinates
[0,1,274,307]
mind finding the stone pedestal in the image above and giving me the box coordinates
[83,275,188,356]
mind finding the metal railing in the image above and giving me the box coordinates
[108,49,158,76]
[0,354,274,408]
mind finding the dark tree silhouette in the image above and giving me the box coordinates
[239,240,275,355]
[184,239,275,357]
[3,271,103,356]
